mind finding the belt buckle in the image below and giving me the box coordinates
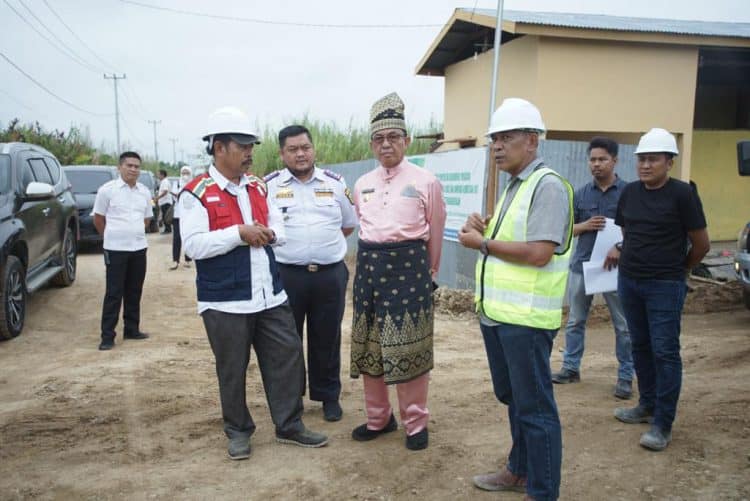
[307,264,319,272]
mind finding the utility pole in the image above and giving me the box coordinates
[104,73,126,155]
[169,137,178,166]
[148,119,161,163]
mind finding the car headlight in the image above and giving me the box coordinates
[739,224,750,253]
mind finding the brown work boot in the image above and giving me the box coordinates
[472,467,526,492]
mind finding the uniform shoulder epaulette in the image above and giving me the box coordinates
[246,174,268,197]
[263,170,281,183]
[185,174,215,198]
[323,169,342,182]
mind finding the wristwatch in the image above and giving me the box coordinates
[479,239,490,256]
[615,241,623,252]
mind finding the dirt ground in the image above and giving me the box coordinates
[1,234,748,500]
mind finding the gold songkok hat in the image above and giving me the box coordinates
[370,92,406,137]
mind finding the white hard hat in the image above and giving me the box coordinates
[635,128,679,155]
[486,98,546,137]
[202,106,261,145]
[180,165,192,174]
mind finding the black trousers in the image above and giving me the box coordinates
[101,248,147,340]
[171,218,191,263]
[278,261,348,402]
[160,203,172,232]
[202,305,306,439]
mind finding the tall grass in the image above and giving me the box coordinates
[251,115,442,177]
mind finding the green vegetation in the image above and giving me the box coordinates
[251,116,442,176]
[1,116,443,177]
[0,119,118,166]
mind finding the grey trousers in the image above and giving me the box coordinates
[202,304,306,439]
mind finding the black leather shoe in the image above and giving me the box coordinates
[124,331,149,340]
[99,338,115,351]
[323,401,343,422]
[352,413,397,441]
[406,428,428,451]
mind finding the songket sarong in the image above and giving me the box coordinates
[350,239,434,384]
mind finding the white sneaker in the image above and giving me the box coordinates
[183,261,192,268]
[169,261,179,270]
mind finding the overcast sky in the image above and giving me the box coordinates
[1,0,748,164]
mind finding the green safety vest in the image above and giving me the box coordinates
[475,166,574,329]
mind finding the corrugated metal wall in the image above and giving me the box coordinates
[321,139,637,290]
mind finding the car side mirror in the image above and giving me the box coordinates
[738,140,750,176]
[24,181,55,200]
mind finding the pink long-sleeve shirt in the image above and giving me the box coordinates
[353,158,447,276]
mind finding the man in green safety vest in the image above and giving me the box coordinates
[459,98,573,501]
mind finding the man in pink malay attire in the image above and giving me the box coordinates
[350,92,446,451]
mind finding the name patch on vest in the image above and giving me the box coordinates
[206,195,221,203]
[275,189,294,199]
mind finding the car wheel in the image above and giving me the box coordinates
[0,256,26,340]
[52,227,77,286]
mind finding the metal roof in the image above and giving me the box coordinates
[465,8,750,38]
[416,9,750,75]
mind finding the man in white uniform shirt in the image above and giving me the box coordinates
[265,125,358,422]
[179,107,328,460]
[93,151,153,351]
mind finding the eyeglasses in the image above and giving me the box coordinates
[371,133,405,145]
[284,144,313,154]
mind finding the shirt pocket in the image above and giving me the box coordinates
[576,202,599,221]
[209,204,234,228]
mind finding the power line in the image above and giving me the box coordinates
[118,0,442,29]
[0,51,110,117]
[3,0,99,74]
[0,88,36,112]
[119,83,150,120]
[17,0,102,72]
[120,114,148,150]
[42,0,116,72]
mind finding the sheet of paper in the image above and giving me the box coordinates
[582,218,623,294]
[590,218,623,261]
[582,261,618,294]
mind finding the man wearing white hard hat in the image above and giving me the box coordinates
[607,128,709,451]
[169,165,194,270]
[178,107,328,460]
[459,97,573,500]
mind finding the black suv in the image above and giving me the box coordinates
[63,165,118,245]
[0,142,79,339]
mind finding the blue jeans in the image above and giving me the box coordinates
[480,322,561,501]
[617,275,687,432]
[562,271,633,380]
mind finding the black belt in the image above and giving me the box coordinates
[278,261,342,272]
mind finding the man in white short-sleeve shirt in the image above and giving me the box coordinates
[156,169,173,233]
[93,151,153,351]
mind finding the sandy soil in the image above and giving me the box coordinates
[1,234,748,500]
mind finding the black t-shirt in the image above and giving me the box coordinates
[615,178,706,280]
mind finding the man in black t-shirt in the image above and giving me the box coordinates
[604,128,709,452]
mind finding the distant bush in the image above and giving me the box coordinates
[0,118,118,166]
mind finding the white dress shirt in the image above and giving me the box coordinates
[93,177,152,251]
[266,167,358,265]
[180,165,287,315]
